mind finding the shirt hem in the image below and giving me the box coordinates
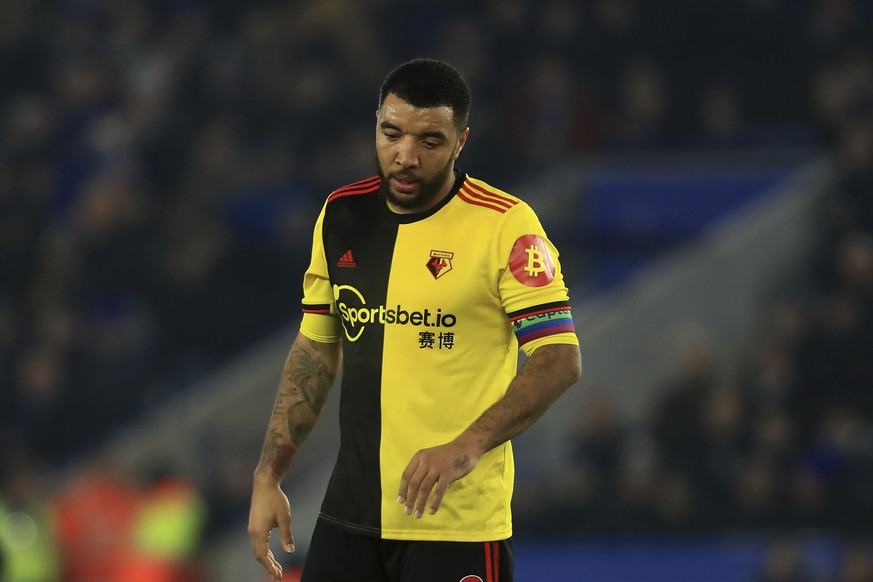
[379,527,513,542]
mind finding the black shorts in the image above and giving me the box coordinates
[301,518,513,582]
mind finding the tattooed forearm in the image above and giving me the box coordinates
[284,340,335,445]
[258,427,296,481]
[288,343,334,413]
[254,335,341,482]
[289,402,315,443]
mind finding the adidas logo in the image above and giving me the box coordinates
[337,250,357,268]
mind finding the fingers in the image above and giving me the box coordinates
[248,524,269,567]
[402,470,437,518]
[398,455,429,517]
[412,472,439,518]
[277,505,297,554]
[397,455,420,515]
[249,530,283,581]
[248,487,294,581]
[397,456,414,507]
[397,451,452,518]
[263,548,284,581]
[428,480,448,515]
[249,526,265,557]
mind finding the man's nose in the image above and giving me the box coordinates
[395,137,419,168]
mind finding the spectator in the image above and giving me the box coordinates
[116,469,208,582]
[837,541,873,582]
[0,455,61,582]
[650,327,718,471]
[53,453,142,582]
[754,538,825,582]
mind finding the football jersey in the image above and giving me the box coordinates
[298,170,578,542]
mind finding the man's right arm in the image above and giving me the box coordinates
[248,333,341,580]
[254,333,341,481]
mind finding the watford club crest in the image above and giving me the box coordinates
[426,250,454,279]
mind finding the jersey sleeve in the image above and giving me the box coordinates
[299,200,342,343]
[497,201,579,356]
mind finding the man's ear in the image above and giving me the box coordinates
[453,127,470,161]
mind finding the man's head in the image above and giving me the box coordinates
[378,58,472,132]
[376,59,472,214]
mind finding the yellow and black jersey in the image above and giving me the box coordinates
[298,170,578,542]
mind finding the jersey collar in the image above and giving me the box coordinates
[380,169,466,224]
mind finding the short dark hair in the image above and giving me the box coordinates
[378,58,472,130]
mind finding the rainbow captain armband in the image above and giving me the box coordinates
[508,301,577,349]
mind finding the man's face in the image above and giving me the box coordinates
[375,93,469,214]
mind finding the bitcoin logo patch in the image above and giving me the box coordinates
[509,234,555,287]
[524,245,545,277]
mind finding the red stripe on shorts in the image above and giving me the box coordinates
[484,542,493,582]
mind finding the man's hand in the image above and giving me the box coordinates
[248,479,296,581]
[397,439,481,518]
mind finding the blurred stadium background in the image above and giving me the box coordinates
[2,0,873,580]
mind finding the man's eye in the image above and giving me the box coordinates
[423,141,439,149]
[385,133,400,141]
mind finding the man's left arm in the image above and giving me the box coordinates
[397,343,582,518]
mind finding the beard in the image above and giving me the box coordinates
[376,154,455,213]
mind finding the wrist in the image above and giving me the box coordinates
[454,429,489,459]
[253,468,283,487]
[253,443,296,487]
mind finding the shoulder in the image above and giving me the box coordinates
[456,175,524,215]
[455,176,543,232]
[318,176,382,231]
[326,175,381,204]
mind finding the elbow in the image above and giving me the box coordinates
[529,343,582,387]
[568,345,582,384]
[546,343,582,386]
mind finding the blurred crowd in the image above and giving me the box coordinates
[2,0,873,579]
[0,450,207,582]
[512,1,873,576]
[2,0,858,463]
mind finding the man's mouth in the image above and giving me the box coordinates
[390,175,419,194]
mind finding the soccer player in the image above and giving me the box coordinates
[248,58,582,582]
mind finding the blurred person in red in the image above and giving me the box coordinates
[53,451,142,582]
[115,468,208,582]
